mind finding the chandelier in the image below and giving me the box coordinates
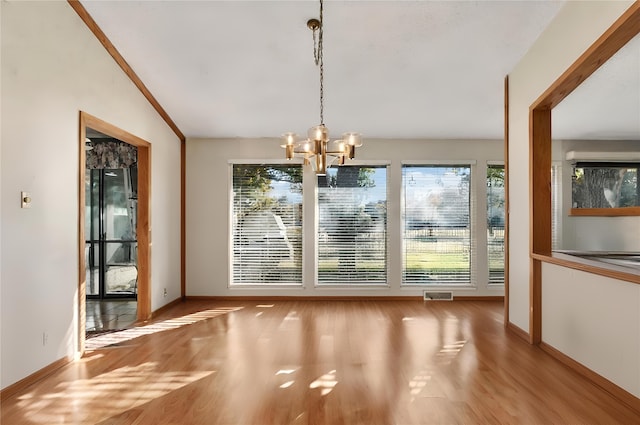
[282,0,362,175]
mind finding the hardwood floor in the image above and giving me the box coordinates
[2,300,639,424]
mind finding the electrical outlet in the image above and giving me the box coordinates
[21,191,32,209]
[42,332,48,346]
[163,288,168,297]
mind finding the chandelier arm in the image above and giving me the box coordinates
[293,149,313,154]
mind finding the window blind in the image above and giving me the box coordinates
[551,163,561,251]
[487,165,505,284]
[231,164,303,286]
[317,165,387,285]
[402,165,472,285]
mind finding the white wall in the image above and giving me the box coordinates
[554,139,640,251]
[542,263,640,397]
[509,0,639,397]
[508,0,634,333]
[186,137,503,297]
[1,2,181,389]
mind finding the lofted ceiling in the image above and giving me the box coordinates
[553,32,640,141]
[77,0,638,141]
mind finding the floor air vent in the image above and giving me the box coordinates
[423,291,453,301]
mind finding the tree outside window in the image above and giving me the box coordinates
[231,164,303,286]
[402,165,472,285]
[487,165,505,284]
[572,163,639,209]
[317,166,387,285]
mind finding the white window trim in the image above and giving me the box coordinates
[314,163,390,287]
[228,162,305,288]
[402,159,478,166]
[400,162,477,288]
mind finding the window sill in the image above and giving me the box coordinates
[569,207,640,217]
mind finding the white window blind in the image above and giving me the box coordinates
[402,165,472,285]
[317,165,387,285]
[487,164,505,284]
[231,164,302,286]
[551,163,561,251]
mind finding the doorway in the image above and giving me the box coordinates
[86,158,139,299]
[79,112,151,353]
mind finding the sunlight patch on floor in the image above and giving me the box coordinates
[85,307,242,350]
[309,369,338,396]
[409,371,432,396]
[17,362,214,424]
[436,340,467,365]
[276,367,299,389]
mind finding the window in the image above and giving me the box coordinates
[487,164,505,284]
[317,165,387,285]
[572,163,639,209]
[402,165,472,285]
[231,164,302,286]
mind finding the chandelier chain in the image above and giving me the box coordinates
[317,0,324,125]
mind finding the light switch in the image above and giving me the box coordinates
[21,191,31,209]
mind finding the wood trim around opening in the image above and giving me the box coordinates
[528,107,550,344]
[136,143,152,320]
[181,140,186,299]
[529,108,552,257]
[79,111,152,354]
[503,75,510,328]
[78,118,88,353]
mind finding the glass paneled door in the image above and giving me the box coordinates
[86,167,138,299]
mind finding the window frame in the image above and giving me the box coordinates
[568,161,640,216]
[486,162,506,285]
[228,161,304,288]
[401,160,477,287]
[315,163,390,287]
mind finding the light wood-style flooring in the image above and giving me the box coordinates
[2,300,639,424]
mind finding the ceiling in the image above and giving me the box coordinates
[78,0,638,141]
[553,32,640,141]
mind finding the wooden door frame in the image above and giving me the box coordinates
[78,111,151,353]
